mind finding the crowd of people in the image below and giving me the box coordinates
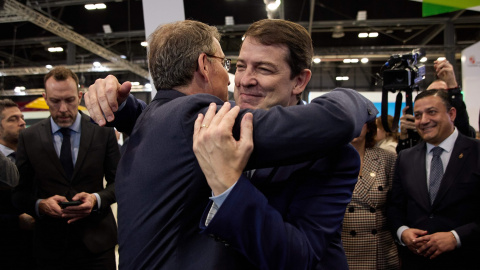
[1,18,479,270]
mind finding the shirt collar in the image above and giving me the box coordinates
[0,143,14,157]
[426,128,458,154]
[50,111,81,134]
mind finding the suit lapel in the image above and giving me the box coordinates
[432,135,469,207]
[74,113,94,181]
[410,143,431,211]
[355,148,378,207]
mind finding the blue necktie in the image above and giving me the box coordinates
[60,128,74,180]
[429,146,444,204]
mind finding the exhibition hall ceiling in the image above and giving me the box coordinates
[0,0,479,90]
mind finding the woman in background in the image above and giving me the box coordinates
[342,120,399,270]
[375,115,399,154]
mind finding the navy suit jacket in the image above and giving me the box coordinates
[387,133,480,270]
[114,88,376,269]
[13,113,120,258]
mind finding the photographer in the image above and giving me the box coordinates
[396,59,475,153]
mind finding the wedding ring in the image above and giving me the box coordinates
[201,124,208,128]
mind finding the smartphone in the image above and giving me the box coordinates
[59,201,82,208]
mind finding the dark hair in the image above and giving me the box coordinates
[0,99,19,120]
[365,119,377,149]
[243,19,313,80]
[148,20,221,90]
[414,89,452,111]
[44,66,80,92]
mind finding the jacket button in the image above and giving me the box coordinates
[350,230,356,237]
[348,207,354,213]
[371,229,377,235]
[429,214,434,219]
[378,186,383,191]
[224,243,230,247]
[370,207,376,213]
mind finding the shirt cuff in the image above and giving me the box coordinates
[94,193,101,209]
[397,225,409,246]
[209,182,237,208]
[451,230,461,248]
[117,99,127,111]
[35,199,42,217]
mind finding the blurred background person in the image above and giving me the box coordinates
[342,120,400,270]
[376,115,399,154]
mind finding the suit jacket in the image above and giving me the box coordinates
[13,112,120,258]
[201,144,359,270]
[387,133,480,270]
[115,88,377,269]
[0,150,18,188]
[342,147,399,270]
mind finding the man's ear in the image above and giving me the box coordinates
[292,69,312,96]
[448,106,457,123]
[196,53,210,83]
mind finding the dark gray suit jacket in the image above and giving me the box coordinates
[13,112,120,258]
[387,133,480,270]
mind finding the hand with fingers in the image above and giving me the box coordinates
[193,102,254,196]
[61,192,98,224]
[433,60,458,89]
[38,195,68,218]
[415,232,457,260]
[84,74,132,126]
[399,106,416,140]
[401,228,429,256]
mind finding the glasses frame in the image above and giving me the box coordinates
[205,53,231,72]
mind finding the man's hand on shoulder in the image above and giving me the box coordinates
[193,102,254,196]
[85,74,132,126]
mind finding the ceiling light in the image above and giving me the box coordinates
[361,58,369,63]
[145,83,152,89]
[85,3,106,10]
[45,64,53,69]
[350,59,359,63]
[225,16,235,26]
[420,57,427,63]
[313,58,321,64]
[48,47,63,52]
[103,24,112,34]
[120,55,127,59]
[437,57,446,61]
[131,82,140,86]
[93,61,102,67]
[343,59,351,63]
[368,32,378,38]
[336,76,349,81]
[141,41,148,47]
[356,11,367,21]
[14,86,26,92]
[332,25,345,39]
[358,33,368,38]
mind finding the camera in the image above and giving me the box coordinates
[379,49,426,133]
[382,49,426,92]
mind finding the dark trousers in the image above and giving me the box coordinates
[36,244,116,270]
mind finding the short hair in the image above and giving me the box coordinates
[0,99,19,120]
[365,119,377,149]
[243,19,313,80]
[148,20,221,90]
[414,89,452,111]
[44,66,80,92]
[376,115,399,141]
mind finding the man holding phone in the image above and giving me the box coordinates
[13,67,120,270]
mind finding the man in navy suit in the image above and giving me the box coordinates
[85,20,376,269]
[387,89,480,270]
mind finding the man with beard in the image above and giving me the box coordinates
[12,67,120,270]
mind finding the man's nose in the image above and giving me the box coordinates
[59,101,68,112]
[239,68,257,87]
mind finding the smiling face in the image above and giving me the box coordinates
[43,76,82,128]
[233,36,305,110]
[414,95,456,146]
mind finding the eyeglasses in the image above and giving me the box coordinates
[205,54,231,72]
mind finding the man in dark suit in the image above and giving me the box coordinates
[13,67,120,270]
[85,20,376,269]
[387,89,480,270]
